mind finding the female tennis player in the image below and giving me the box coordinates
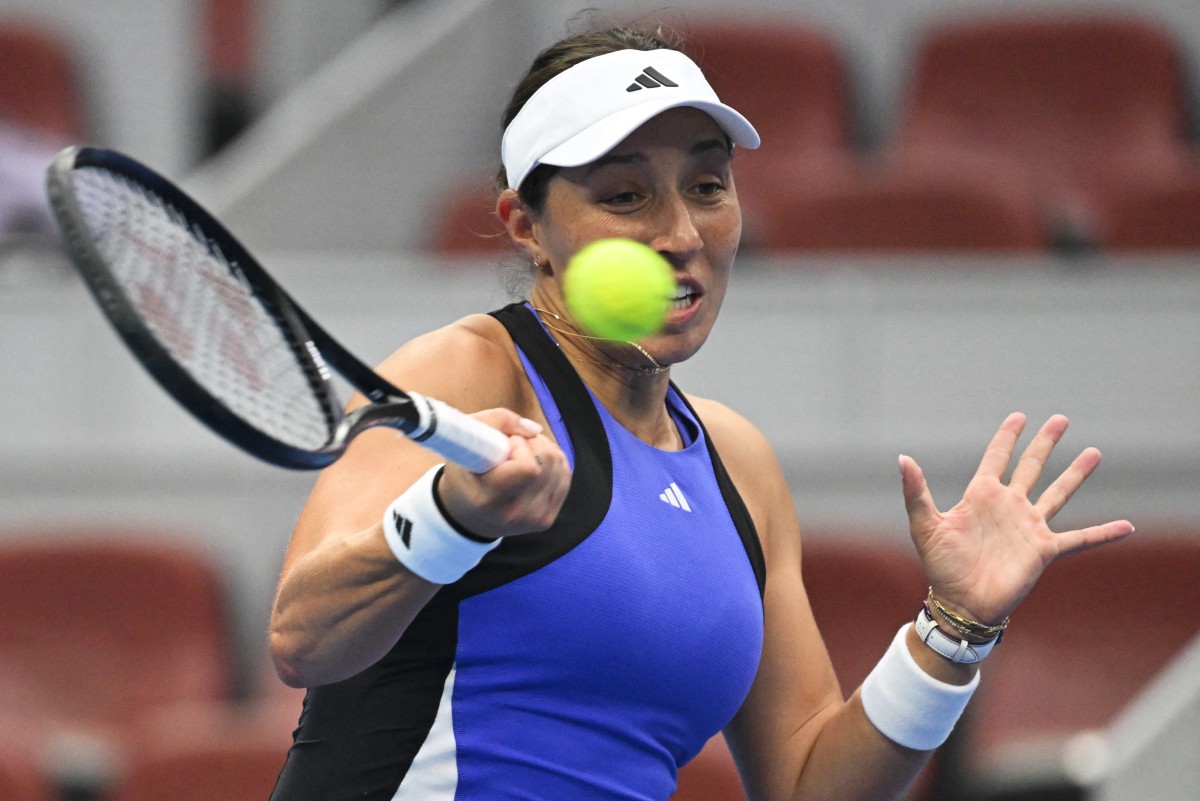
[266,23,1134,801]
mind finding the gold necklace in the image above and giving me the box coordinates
[531,306,669,376]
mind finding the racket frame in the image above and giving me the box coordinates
[46,146,431,469]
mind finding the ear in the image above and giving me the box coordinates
[497,189,542,265]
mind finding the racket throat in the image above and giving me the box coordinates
[334,393,428,445]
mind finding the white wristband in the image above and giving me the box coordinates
[860,624,980,751]
[382,465,501,584]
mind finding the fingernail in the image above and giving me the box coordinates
[518,417,543,436]
[898,454,907,476]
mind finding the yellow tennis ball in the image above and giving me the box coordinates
[563,238,675,341]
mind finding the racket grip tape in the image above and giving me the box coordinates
[406,393,511,473]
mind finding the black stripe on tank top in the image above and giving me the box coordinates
[269,598,460,801]
[439,302,615,600]
[671,388,767,599]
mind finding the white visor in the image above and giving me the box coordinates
[502,48,760,190]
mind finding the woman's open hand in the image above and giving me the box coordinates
[899,412,1134,625]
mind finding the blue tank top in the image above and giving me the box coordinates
[269,303,766,801]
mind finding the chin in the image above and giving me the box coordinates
[639,327,712,367]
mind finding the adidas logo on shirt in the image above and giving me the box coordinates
[659,482,692,512]
[626,66,679,92]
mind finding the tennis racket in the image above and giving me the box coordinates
[45,145,510,472]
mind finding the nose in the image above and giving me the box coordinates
[647,191,702,265]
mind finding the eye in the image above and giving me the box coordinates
[691,179,727,201]
[602,190,643,206]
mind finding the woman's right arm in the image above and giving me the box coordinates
[268,316,570,688]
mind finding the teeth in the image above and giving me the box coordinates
[670,287,695,310]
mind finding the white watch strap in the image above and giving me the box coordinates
[915,605,998,663]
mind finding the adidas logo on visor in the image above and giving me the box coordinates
[626,66,679,92]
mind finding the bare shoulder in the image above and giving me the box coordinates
[686,394,795,556]
[687,395,775,472]
[372,312,532,416]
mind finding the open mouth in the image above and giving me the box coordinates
[670,281,701,310]
[670,288,694,310]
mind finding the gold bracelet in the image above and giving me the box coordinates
[926,587,1009,641]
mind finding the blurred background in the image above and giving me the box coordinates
[0,0,1197,800]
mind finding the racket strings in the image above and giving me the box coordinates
[71,167,336,450]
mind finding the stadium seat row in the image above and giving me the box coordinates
[4,9,1196,255]
[0,532,299,801]
[0,528,1196,800]
[433,12,1200,256]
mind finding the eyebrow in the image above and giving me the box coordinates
[585,137,732,176]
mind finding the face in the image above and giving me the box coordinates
[522,107,743,368]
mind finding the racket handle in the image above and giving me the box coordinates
[407,393,511,473]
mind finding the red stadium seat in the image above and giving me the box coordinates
[1094,165,1200,251]
[202,0,260,153]
[684,16,853,158]
[952,532,1200,796]
[0,20,86,139]
[111,702,290,801]
[891,12,1193,240]
[682,16,857,245]
[205,0,258,90]
[752,152,1049,253]
[0,728,55,801]
[802,536,928,690]
[0,534,235,748]
[112,741,286,801]
[428,178,511,257]
[672,733,745,801]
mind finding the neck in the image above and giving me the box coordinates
[527,300,682,450]
[531,305,668,377]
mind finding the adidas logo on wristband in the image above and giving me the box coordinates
[392,511,413,548]
[382,466,501,585]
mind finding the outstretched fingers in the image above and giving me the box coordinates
[1034,445,1102,521]
[899,454,940,536]
[1035,445,1135,557]
[976,412,1028,480]
[1008,414,1070,495]
[1054,519,1136,558]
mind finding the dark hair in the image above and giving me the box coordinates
[496,23,684,211]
